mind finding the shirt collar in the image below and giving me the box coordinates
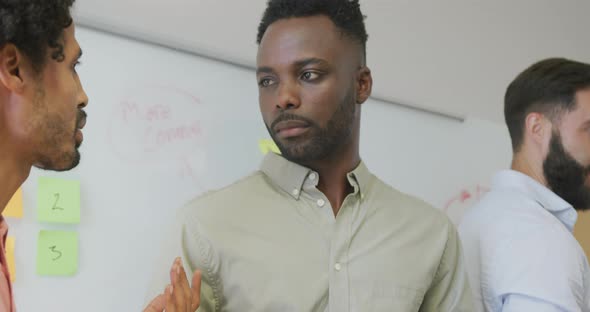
[348,161,371,199]
[492,169,577,231]
[260,153,372,200]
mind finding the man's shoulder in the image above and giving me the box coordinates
[371,177,453,232]
[460,187,554,236]
[180,170,272,217]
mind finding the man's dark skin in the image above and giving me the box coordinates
[256,15,373,216]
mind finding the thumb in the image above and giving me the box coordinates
[191,270,202,310]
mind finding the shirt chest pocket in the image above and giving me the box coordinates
[352,283,424,312]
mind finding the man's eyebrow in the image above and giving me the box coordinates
[293,57,329,69]
[256,57,329,75]
[256,66,274,75]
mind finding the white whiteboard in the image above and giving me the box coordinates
[6,26,512,311]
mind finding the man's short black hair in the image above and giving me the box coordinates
[505,58,590,151]
[0,0,75,72]
[257,0,368,61]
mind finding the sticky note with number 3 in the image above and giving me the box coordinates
[36,230,78,276]
[37,177,80,224]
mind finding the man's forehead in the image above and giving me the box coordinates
[577,88,590,103]
[571,89,590,114]
[558,89,590,128]
[65,30,81,58]
[257,16,350,64]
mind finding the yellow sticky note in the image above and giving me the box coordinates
[3,188,23,218]
[258,139,281,155]
[6,236,15,282]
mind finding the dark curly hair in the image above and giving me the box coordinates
[0,0,75,73]
[505,58,590,151]
[257,0,368,62]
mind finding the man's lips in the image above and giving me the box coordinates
[274,120,310,138]
[77,110,87,130]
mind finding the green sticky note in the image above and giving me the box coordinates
[258,139,281,155]
[36,230,78,276]
[37,177,80,224]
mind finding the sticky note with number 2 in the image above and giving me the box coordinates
[37,177,80,224]
[36,230,78,276]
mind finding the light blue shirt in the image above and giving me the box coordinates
[459,170,590,312]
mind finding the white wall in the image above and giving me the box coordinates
[73,0,590,123]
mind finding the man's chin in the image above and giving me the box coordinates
[279,143,336,164]
[33,150,81,172]
[574,197,590,211]
[566,184,590,211]
[276,142,313,162]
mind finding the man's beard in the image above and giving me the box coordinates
[267,91,356,164]
[544,132,590,210]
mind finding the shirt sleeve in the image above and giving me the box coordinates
[488,226,585,312]
[502,293,569,312]
[181,206,223,312]
[145,204,223,312]
[420,221,475,312]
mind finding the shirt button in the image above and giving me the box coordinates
[334,263,342,271]
[317,199,325,207]
[292,189,299,196]
[309,173,317,181]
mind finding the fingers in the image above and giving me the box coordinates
[180,258,193,309]
[165,284,176,312]
[168,258,183,310]
[174,257,192,311]
[190,270,202,310]
[143,293,166,312]
[159,257,201,312]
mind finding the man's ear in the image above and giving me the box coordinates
[524,112,552,150]
[0,44,25,92]
[355,66,372,105]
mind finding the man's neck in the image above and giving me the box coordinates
[304,148,361,217]
[0,139,31,213]
[511,154,547,187]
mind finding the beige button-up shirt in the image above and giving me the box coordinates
[151,153,473,311]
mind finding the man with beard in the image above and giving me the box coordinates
[0,2,198,311]
[149,0,473,311]
[0,1,87,310]
[459,58,590,312]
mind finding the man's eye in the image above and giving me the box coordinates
[259,78,275,87]
[301,71,320,81]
